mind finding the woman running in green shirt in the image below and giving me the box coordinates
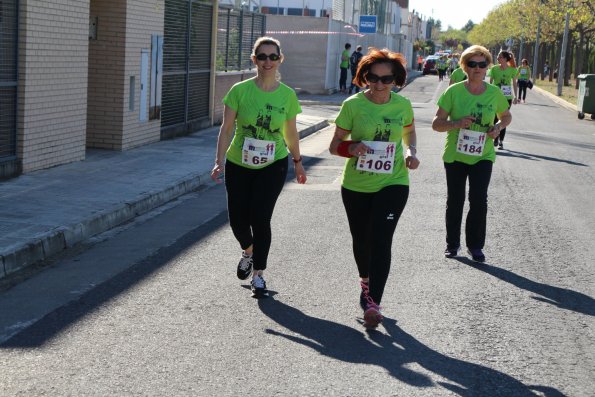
[432,45,512,263]
[211,37,307,298]
[330,48,420,328]
[488,50,518,149]
[517,59,532,103]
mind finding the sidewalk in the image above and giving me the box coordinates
[0,113,329,280]
[0,70,423,281]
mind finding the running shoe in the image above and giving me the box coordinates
[251,275,269,298]
[498,143,504,150]
[237,252,253,280]
[363,301,383,329]
[444,245,460,258]
[467,248,486,263]
[359,280,370,310]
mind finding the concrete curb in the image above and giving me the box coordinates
[1,170,213,278]
[533,85,578,113]
[1,118,330,280]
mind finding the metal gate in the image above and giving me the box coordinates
[0,0,18,169]
[162,0,212,137]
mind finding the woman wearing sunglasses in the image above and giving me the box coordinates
[488,50,518,149]
[432,45,512,263]
[329,48,420,328]
[211,36,307,299]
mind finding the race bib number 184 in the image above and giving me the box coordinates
[457,129,485,156]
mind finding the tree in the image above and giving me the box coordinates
[462,20,475,33]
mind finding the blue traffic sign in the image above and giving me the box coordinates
[359,15,377,34]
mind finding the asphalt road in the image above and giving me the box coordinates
[1,76,594,396]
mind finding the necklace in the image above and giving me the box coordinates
[254,77,279,92]
[365,90,390,104]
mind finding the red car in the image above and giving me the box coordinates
[423,56,438,75]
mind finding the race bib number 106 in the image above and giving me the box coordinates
[356,141,395,174]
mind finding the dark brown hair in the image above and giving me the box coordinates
[352,48,407,88]
[498,50,517,68]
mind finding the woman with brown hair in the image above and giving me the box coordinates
[329,48,419,328]
[211,37,307,299]
[488,50,518,149]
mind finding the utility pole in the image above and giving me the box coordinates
[557,12,570,96]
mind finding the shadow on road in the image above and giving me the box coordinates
[258,298,565,396]
[496,149,588,166]
[454,257,595,317]
[1,212,230,348]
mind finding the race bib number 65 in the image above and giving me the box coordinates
[356,140,396,174]
[242,138,275,167]
[457,129,485,156]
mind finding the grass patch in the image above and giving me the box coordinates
[534,78,578,106]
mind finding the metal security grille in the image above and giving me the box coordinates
[162,0,212,131]
[216,8,266,72]
[0,0,18,160]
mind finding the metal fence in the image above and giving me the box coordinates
[217,8,266,72]
[162,0,212,132]
[0,0,18,161]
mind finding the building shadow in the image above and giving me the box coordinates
[454,257,595,316]
[1,211,230,348]
[258,298,565,396]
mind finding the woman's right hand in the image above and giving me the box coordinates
[456,116,476,129]
[350,142,370,157]
[211,163,224,183]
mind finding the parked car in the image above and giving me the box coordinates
[423,56,438,75]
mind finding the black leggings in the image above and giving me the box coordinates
[518,80,528,100]
[339,67,348,90]
[444,160,493,250]
[225,157,288,271]
[341,185,409,305]
[494,99,512,145]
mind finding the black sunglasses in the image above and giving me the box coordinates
[255,53,280,61]
[366,73,395,84]
[467,61,488,69]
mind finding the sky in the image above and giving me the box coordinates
[409,0,507,31]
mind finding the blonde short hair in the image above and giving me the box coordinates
[460,45,493,75]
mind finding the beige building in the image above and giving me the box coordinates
[0,0,223,179]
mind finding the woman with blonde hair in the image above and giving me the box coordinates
[432,45,512,263]
[211,37,307,298]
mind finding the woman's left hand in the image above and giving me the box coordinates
[406,154,420,170]
[487,125,501,139]
[295,162,307,184]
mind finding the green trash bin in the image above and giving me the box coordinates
[577,74,595,120]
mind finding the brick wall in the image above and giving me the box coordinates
[121,0,164,150]
[87,0,163,150]
[18,0,90,172]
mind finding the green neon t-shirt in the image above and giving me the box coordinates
[488,65,518,99]
[223,79,301,169]
[436,82,510,165]
[450,67,467,83]
[340,50,350,68]
[517,66,531,81]
[335,92,414,193]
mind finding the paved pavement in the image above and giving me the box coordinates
[0,109,334,280]
[0,69,474,281]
